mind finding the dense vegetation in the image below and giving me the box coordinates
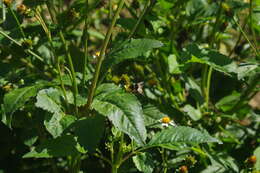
[0,0,259,172]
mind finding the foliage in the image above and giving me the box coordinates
[0,0,259,172]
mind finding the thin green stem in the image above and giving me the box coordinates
[82,0,89,85]
[0,30,44,62]
[203,0,223,109]
[57,58,69,110]
[59,31,79,116]
[233,16,259,57]
[205,67,213,109]
[93,150,112,166]
[128,0,150,39]
[249,0,258,48]
[8,7,26,39]
[109,0,113,19]
[85,0,125,112]
[111,133,124,173]
[45,1,78,115]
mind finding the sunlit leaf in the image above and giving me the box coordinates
[92,83,147,146]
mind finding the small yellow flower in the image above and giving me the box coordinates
[93,51,100,59]
[160,116,176,127]
[95,51,100,57]
[161,116,171,123]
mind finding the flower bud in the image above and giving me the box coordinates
[17,4,28,15]
[179,165,188,173]
[3,0,12,7]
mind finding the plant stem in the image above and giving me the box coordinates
[128,0,150,39]
[57,58,69,109]
[45,1,78,115]
[233,16,259,57]
[111,133,124,173]
[249,0,258,48]
[8,8,26,39]
[109,0,113,19]
[0,30,44,61]
[82,0,89,85]
[205,67,213,109]
[85,0,125,112]
[203,0,223,109]
[59,31,79,116]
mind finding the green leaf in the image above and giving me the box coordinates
[184,76,204,105]
[254,147,260,171]
[3,84,45,127]
[236,63,259,80]
[72,114,105,153]
[168,54,181,74]
[133,153,154,173]
[44,113,76,138]
[143,104,166,128]
[92,83,147,146]
[215,92,240,112]
[35,88,62,113]
[23,135,80,158]
[183,105,202,121]
[147,126,221,147]
[102,39,163,72]
[186,44,237,76]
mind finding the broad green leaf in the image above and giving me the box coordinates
[236,63,259,80]
[147,126,220,147]
[184,76,204,105]
[143,104,166,128]
[23,135,79,158]
[20,128,39,147]
[254,147,260,170]
[44,113,76,138]
[186,44,237,76]
[133,153,154,173]
[35,88,62,113]
[102,39,163,72]
[216,92,240,112]
[168,54,181,74]
[183,105,202,121]
[204,153,239,173]
[4,84,45,114]
[3,84,45,127]
[92,83,147,146]
[72,114,105,153]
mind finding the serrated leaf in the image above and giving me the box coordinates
[92,83,147,146]
[236,63,259,80]
[184,76,204,105]
[102,39,163,72]
[133,153,154,173]
[254,147,260,170]
[23,135,79,158]
[44,112,76,138]
[35,88,62,113]
[147,126,220,147]
[3,84,45,127]
[215,92,240,112]
[168,54,181,74]
[183,105,202,121]
[72,114,105,153]
[186,44,237,76]
[143,104,166,128]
